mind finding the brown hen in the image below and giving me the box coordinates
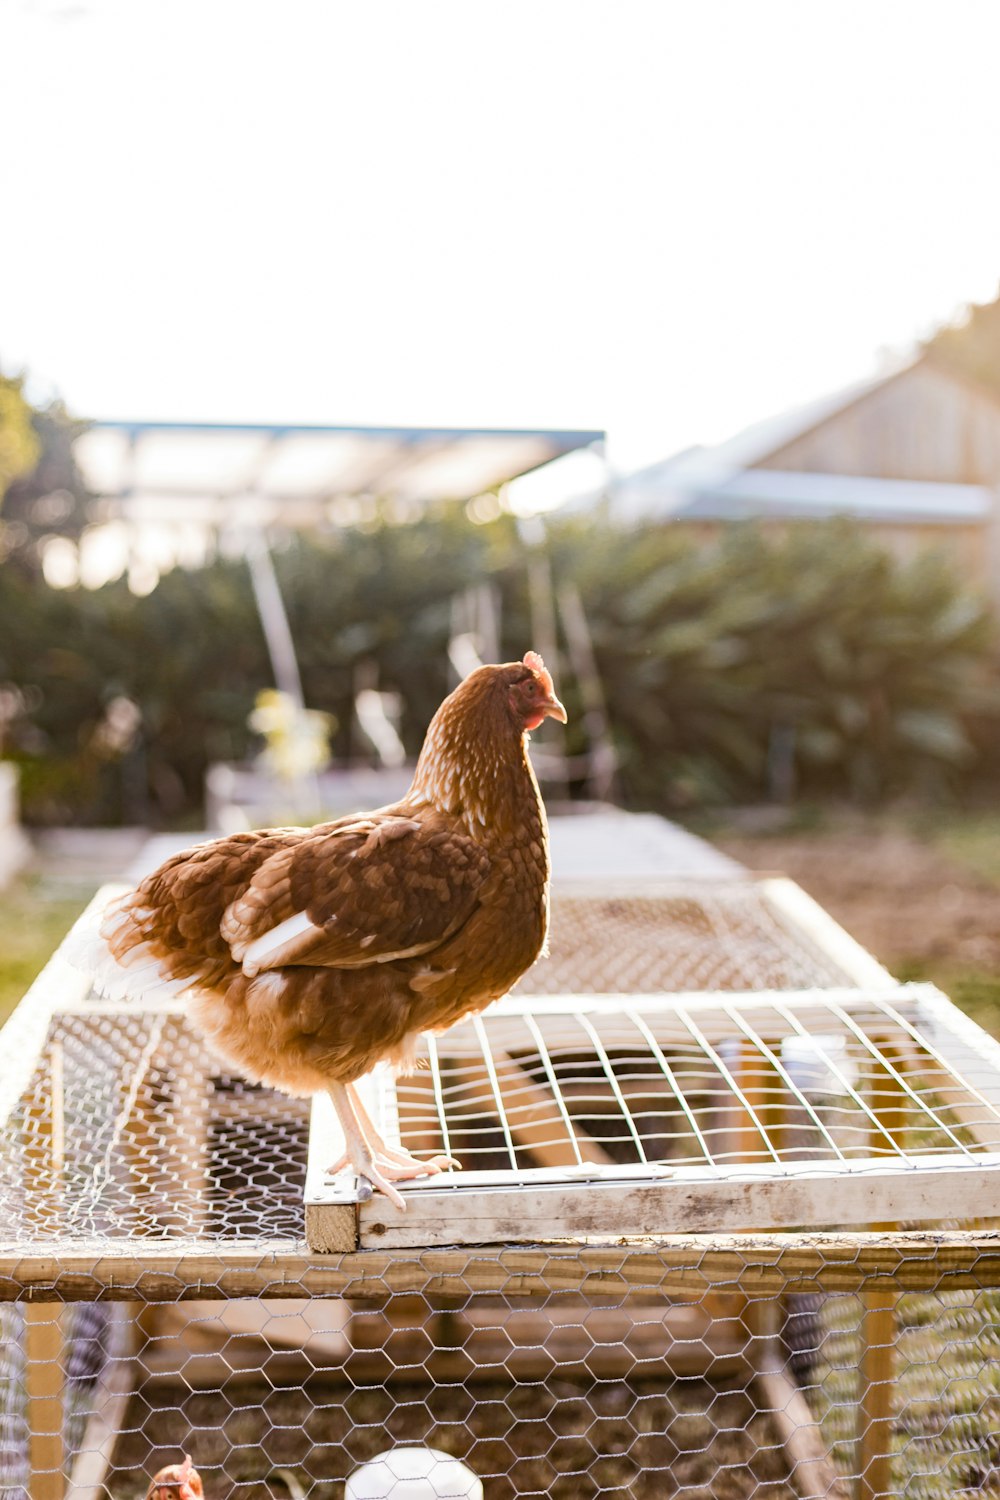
[146,1455,203,1500]
[77,653,566,1206]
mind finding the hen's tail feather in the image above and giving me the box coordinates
[65,892,212,1006]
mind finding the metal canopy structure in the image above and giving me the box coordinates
[75,420,606,523]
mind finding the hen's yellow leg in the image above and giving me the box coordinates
[326,1082,407,1210]
[325,1080,459,1185]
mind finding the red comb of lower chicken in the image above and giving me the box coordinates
[146,1455,203,1500]
[74,654,567,1207]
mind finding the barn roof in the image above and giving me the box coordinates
[612,353,1000,526]
[615,466,992,527]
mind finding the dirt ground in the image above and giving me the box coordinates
[712,817,1000,982]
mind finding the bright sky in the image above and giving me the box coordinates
[3,0,1000,473]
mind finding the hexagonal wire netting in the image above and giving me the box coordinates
[5,1242,1000,1499]
[1,875,999,1498]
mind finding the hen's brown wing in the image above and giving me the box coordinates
[221,811,492,973]
[100,827,307,993]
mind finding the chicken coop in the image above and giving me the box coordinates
[4,809,1000,1500]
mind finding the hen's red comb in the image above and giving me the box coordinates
[521,648,560,699]
[523,650,555,696]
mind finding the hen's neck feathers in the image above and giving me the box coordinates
[407,677,541,840]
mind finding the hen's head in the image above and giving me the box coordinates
[146,1456,203,1500]
[504,651,568,732]
[454,651,567,735]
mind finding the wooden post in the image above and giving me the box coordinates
[723,1039,784,1330]
[856,1041,905,1500]
[857,1293,896,1500]
[22,1035,66,1500]
[740,1036,785,1162]
[24,1305,65,1500]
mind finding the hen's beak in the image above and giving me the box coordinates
[541,694,568,724]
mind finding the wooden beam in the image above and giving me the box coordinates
[353,1150,1000,1249]
[448,1050,614,1169]
[142,1297,748,1389]
[857,1292,896,1500]
[856,1044,905,1500]
[304,1092,360,1253]
[2,1230,1000,1302]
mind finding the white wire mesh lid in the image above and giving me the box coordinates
[346,1445,483,1499]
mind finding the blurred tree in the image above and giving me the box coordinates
[923,288,1000,398]
[0,393,90,575]
[0,509,995,825]
[564,519,993,808]
[0,373,41,515]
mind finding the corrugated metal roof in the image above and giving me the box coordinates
[75,420,606,519]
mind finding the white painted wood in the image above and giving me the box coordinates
[355,1151,1000,1249]
[548,812,744,884]
[908,990,1000,1148]
[760,877,896,988]
[489,984,931,1019]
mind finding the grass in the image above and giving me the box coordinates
[877,808,1000,1038]
[809,1290,1000,1497]
[893,958,1000,1040]
[917,810,1000,888]
[0,872,93,1026]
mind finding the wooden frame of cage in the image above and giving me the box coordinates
[303,980,1000,1252]
[9,881,1000,1500]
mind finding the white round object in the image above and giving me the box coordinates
[346,1446,483,1499]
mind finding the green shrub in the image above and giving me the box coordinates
[1,513,995,824]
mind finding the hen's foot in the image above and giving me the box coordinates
[326,1146,459,1179]
[351,1151,454,1212]
[353,1160,407,1211]
[325,1081,459,1211]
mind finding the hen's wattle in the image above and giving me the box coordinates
[75,654,566,1207]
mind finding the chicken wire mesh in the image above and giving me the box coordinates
[514,884,862,995]
[4,1243,1000,1499]
[3,873,1000,1498]
[6,986,1000,1258]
